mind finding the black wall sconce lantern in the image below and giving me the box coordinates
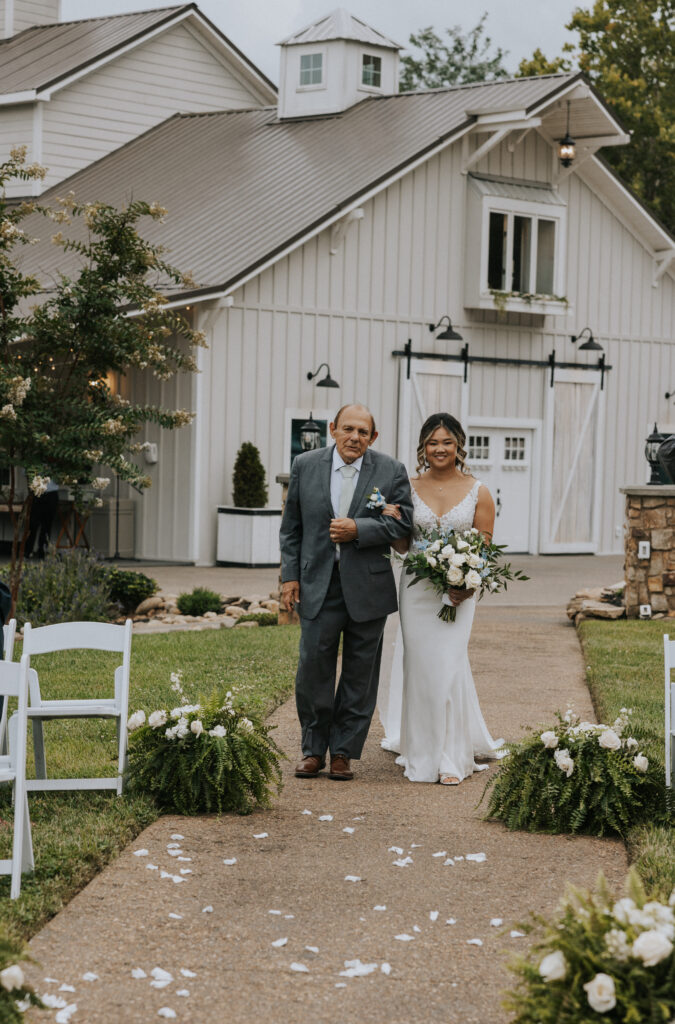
[300,413,322,451]
[307,363,339,388]
[428,315,463,341]
[665,386,675,401]
[558,100,576,168]
[645,423,666,485]
[571,327,603,352]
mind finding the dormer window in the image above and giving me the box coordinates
[488,212,557,294]
[299,53,323,87]
[362,54,382,88]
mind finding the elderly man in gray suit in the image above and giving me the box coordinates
[280,403,413,781]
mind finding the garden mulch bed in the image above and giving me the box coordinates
[25,607,627,1024]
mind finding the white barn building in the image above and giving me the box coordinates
[4,4,675,562]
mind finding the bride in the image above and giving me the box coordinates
[378,412,504,785]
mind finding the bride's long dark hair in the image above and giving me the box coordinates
[416,413,468,475]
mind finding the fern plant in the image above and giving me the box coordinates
[483,709,670,837]
[125,673,283,815]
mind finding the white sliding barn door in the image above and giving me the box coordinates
[540,369,605,552]
[397,359,468,475]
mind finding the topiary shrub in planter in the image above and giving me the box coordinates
[176,587,223,616]
[125,672,283,815]
[232,442,268,508]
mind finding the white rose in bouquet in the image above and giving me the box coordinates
[598,729,621,750]
[465,569,482,589]
[451,552,467,567]
[554,748,574,777]
[632,929,673,967]
[612,898,636,925]
[209,724,227,738]
[429,540,442,552]
[440,544,454,558]
[583,973,616,1013]
[540,730,559,749]
[633,753,649,773]
[0,965,25,991]
[538,950,567,982]
[127,710,146,731]
[191,720,204,737]
[149,710,167,729]
[625,737,639,750]
[176,719,189,738]
[467,553,483,568]
[446,566,464,585]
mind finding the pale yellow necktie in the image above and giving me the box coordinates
[338,464,357,517]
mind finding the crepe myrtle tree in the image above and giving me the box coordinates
[0,146,204,614]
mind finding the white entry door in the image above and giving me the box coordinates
[466,426,535,551]
[397,358,469,473]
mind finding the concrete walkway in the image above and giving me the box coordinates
[25,556,628,1023]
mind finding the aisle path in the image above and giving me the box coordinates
[26,601,627,1024]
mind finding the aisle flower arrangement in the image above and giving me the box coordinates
[505,871,675,1023]
[483,709,669,836]
[0,929,43,1022]
[126,672,283,815]
[398,525,528,621]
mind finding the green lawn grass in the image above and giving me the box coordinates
[578,619,674,899]
[0,625,300,940]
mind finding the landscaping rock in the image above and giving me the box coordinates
[573,587,604,601]
[261,599,280,612]
[225,606,246,619]
[579,599,625,619]
[234,620,259,628]
[135,595,165,614]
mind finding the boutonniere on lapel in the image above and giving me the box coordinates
[366,487,386,510]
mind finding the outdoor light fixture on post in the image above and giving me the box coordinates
[645,423,666,485]
[300,413,322,452]
[558,100,576,168]
[428,316,463,341]
[306,363,340,388]
[571,327,603,351]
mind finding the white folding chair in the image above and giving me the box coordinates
[0,655,34,898]
[665,634,675,789]
[0,619,17,755]
[22,619,133,795]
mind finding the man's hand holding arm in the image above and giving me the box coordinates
[352,462,413,548]
[279,460,302,607]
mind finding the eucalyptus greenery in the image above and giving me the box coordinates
[0,928,43,1021]
[505,870,675,1023]
[126,674,283,815]
[483,709,670,837]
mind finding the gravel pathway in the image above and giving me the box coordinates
[26,606,627,1024]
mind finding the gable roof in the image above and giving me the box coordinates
[278,7,401,49]
[0,3,275,101]
[20,72,672,303]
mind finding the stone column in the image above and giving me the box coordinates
[621,485,675,618]
[276,473,299,626]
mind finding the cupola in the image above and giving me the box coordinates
[277,7,400,119]
[1,0,61,38]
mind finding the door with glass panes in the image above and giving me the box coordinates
[466,427,534,551]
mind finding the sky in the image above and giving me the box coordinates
[60,0,581,82]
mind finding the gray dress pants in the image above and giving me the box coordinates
[295,564,386,759]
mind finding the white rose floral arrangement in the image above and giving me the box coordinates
[483,708,670,836]
[397,525,528,622]
[0,928,43,1021]
[126,672,282,815]
[505,870,675,1023]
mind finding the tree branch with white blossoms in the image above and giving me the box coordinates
[0,150,205,614]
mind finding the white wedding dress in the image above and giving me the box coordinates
[379,480,504,783]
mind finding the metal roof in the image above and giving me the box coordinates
[20,71,652,303]
[278,8,401,49]
[469,174,566,206]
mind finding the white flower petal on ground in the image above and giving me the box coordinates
[41,994,67,1009]
[490,918,503,927]
[146,863,158,871]
[353,816,365,821]
[388,846,403,855]
[335,982,347,988]
[510,930,525,938]
[343,827,355,834]
[318,815,333,821]
[167,850,183,857]
[429,911,439,921]
[131,968,147,979]
[432,851,447,858]
[392,857,413,867]
[381,963,392,975]
[44,978,59,984]
[151,969,173,984]
[454,856,464,862]
[170,834,184,840]
[466,853,487,863]
[168,913,183,920]
[443,859,455,867]
[271,938,288,948]
[253,832,268,839]
[305,946,319,953]
[81,973,98,982]
[284,914,295,919]
[268,910,281,915]
[446,918,457,925]
[373,905,387,911]
[177,857,192,862]
[180,969,197,978]
[157,1010,177,1020]
[467,939,483,946]
[413,926,421,933]
[395,934,414,941]
[344,875,362,882]
[179,869,192,875]
[176,990,190,997]
[410,843,422,848]
[133,849,149,857]
[55,1005,77,1023]
[223,858,237,865]
[301,810,312,815]
[340,959,378,977]
[167,842,181,849]
[59,984,76,992]
[151,980,172,990]
[15,999,30,1013]
[202,906,213,913]
[290,963,309,973]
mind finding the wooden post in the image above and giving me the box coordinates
[276,473,300,625]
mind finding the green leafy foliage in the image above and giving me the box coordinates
[0,548,111,627]
[232,442,268,508]
[237,612,278,627]
[505,870,675,1023]
[102,567,158,615]
[399,14,508,92]
[176,587,223,616]
[0,927,44,1020]
[126,676,283,815]
[483,709,671,837]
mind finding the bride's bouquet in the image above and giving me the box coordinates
[399,525,529,622]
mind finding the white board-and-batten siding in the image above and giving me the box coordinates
[1,0,59,35]
[40,23,268,191]
[180,128,674,564]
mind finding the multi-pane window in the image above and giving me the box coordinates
[362,54,382,87]
[299,53,323,86]
[468,435,490,461]
[487,211,558,295]
[504,436,527,461]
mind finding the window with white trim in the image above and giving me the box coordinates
[488,211,557,295]
[299,53,323,86]
[362,54,382,87]
[468,435,491,461]
[504,435,527,462]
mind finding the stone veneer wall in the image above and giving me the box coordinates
[621,485,675,618]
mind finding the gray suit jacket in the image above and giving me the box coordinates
[280,445,413,622]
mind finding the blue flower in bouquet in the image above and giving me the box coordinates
[366,487,386,510]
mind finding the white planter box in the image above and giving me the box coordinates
[216,506,282,568]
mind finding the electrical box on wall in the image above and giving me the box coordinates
[639,604,652,619]
[144,442,158,465]
[638,540,650,560]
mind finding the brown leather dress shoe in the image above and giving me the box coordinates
[328,755,353,781]
[294,755,325,778]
